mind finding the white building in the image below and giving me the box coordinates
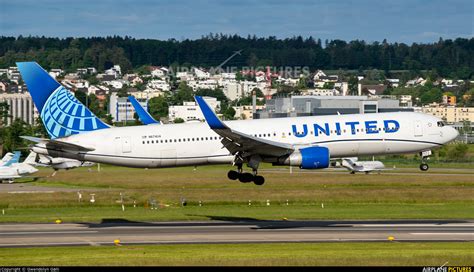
[0,93,39,125]
[49,69,64,79]
[301,89,338,96]
[109,93,148,123]
[151,67,169,78]
[232,105,266,120]
[386,78,400,88]
[223,81,266,101]
[105,65,122,79]
[105,80,128,90]
[168,97,220,122]
[193,67,210,79]
[188,79,219,91]
[147,80,171,91]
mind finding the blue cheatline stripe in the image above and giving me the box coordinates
[311,138,443,146]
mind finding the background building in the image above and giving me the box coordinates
[0,93,38,125]
[258,95,412,118]
[109,93,149,123]
[168,97,220,122]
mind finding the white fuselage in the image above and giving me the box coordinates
[341,159,385,172]
[32,112,458,168]
[0,163,38,180]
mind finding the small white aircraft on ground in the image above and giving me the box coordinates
[0,152,38,183]
[340,157,391,174]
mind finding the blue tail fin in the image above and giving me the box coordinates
[17,62,109,139]
[128,96,160,125]
[3,151,21,167]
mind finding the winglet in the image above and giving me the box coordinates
[128,96,160,125]
[194,96,227,129]
[3,151,21,167]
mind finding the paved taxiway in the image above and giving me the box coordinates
[0,220,472,247]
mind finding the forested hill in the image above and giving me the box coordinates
[0,35,473,78]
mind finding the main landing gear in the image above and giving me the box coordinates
[419,150,432,171]
[227,157,265,186]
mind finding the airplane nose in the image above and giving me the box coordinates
[448,126,459,142]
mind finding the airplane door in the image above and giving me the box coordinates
[414,120,423,137]
[122,136,132,153]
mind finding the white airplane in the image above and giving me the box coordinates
[0,152,16,166]
[28,151,95,171]
[0,151,38,183]
[340,157,388,174]
[17,62,459,185]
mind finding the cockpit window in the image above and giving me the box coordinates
[437,121,445,127]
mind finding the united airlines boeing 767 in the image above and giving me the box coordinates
[17,62,458,185]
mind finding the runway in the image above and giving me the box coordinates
[0,220,472,247]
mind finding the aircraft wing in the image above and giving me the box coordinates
[195,96,294,157]
[0,175,22,180]
[21,136,95,152]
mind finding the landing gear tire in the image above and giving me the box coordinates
[253,175,265,186]
[238,173,254,183]
[227,170,240,180]
[420,163,429,171]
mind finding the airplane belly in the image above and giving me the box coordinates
[160,149,177,167]
[358,140,386,156]
[326,141,359,157]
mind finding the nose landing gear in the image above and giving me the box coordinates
[419,150,432,171]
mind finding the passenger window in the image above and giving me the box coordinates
[437,121,444,127]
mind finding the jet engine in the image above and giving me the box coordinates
[276,146,330,169]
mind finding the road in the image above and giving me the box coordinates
[0,220,472,247]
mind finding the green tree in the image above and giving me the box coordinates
[446,143,469,161]
[148,96,169,120]
[173,118,184,123]
[172,82,193,104]
[0,102,10,127]
[348,76,358,95]
[420,88,443,105]
[1,118,32,153]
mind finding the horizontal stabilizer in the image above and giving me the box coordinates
[21,136,95,152]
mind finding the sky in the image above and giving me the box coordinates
[0,0,473,44]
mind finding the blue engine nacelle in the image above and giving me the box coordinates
[278,146,330,169]
[299,146,330,169]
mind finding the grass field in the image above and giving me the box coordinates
[0,242,472,266]
[0,164,472,222]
